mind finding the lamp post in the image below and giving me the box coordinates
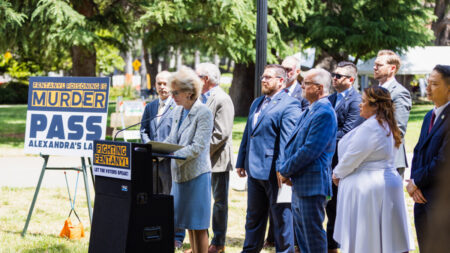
[254,0,267,98]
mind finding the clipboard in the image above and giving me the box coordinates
[146,141,184,154]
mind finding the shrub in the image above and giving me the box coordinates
[0,81,29,104]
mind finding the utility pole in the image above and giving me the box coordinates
[254,0,267,98]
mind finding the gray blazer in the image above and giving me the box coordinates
[166,100,214,183]
[386,78,412,168]
[205,87,235,173]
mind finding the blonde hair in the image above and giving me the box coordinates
[377,50,401,74]
[169,66,203,101]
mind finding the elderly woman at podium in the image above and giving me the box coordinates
[165,66,213,253]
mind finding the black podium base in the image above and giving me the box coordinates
[89,176,174,253]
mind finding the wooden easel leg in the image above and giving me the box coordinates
[81,157,93,225]
[22,154,49,237]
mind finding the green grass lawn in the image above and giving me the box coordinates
[0,185,419,252]
[404,104,434,153]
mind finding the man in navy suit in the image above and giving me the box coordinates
[407,64,450,252]
[279,68,337,253]
[326,61,364,253]
[263,56,309,251]
[140,70,176,194]
[282,56,309,111]
[236,64,302,253]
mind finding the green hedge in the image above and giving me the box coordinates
[0,81,29,104]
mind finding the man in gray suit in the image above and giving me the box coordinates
[374,50,412,176]
[196,63,234,253]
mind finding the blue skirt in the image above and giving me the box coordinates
[171,172,211,230]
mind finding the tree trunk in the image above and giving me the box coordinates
[161,50,170,70]
[176,48,182,70]
[229,62,255,116]
[314,50,337,71]
[149,50,160,94]
[214,54,220,66]
[432,0,450,46]
[194,50,200,68]
[71,0,96,76]
[143,45,155,94]
[313,50,347,71]
[71,45,96,76]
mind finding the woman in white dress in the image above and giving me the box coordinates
[332,86,415,253]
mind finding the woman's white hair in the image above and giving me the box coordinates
[169,66,203,100]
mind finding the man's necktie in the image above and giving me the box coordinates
[335,93,343,108]
[428,111,436,133]
[157,101,165,124]
[253,97,271,127]
[201,94,207,104]
[260,97,271,112]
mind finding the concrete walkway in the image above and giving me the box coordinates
[0,149,94,188]
[0,149,413,189]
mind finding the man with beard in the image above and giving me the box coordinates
[373,50,412,177]
[325,61,364,253]
[236,64,301,253]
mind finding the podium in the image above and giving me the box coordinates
[88,140,183,253]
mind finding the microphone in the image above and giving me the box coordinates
[113,105,171,141]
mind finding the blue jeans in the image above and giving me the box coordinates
[211,171,230,246]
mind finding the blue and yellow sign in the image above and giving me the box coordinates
[24,77,110,156]
[93,140,131,180]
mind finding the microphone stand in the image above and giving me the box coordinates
[113,106,170,141]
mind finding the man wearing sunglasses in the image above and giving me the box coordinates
[326,61,365,253]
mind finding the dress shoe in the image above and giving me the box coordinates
[208,244,225,253]
[328,249,339,253]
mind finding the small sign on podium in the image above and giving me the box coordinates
[93,140,132,180]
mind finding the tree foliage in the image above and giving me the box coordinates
[282,0,435,63]
[2,0,139,76]
[137,0,308,64]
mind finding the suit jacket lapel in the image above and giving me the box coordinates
[150,99,159,131]
[292,83,302,99]
[286,108,310,148]
[177,101,200,140]
[388,80,398,94]
[252,92,283,133]
[206,87,217,108]
[156,99,175,129]
[420,106,449,149]
[334,96,345,112]
[286,100,323,148]
[328,93,337,107]
[248,96,264,134]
